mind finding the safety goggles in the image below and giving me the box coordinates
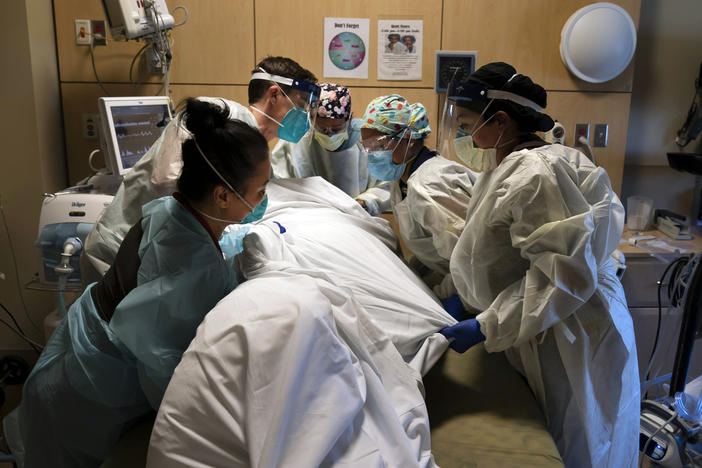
[360,128,410,152]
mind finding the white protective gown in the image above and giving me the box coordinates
[391,154,475,278]
[271,118,391,215]
[147,178,454,468]
[450,144,639,467]
[82,98,257,279]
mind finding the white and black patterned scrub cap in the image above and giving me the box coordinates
[316,83,351,120]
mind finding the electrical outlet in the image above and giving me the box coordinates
[91,20,107,46]
[593,123,608,147]
[75,19,91,45]
[81,114,99,139]
[574,123,590,147]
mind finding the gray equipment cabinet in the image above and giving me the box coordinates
[619,229,702,397]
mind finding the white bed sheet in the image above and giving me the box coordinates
[147,177,456,468]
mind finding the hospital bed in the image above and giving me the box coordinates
[100,177,562,467]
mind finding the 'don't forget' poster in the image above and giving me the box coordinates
[377,19,423,81]
[324,17,369,79]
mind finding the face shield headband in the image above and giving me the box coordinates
[438,75,546,163]
[250,71,321,110]
[249,70,321,142]
[446,79,544,113]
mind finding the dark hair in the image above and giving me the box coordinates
[248,56,317,104]
[177,98,268,202]
[463,62,554,132]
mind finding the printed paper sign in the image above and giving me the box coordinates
[324,18,370,79]
[378,19,423,80]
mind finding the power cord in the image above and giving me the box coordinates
[0,309,42,353]
[147,2,173,97]
[0,302,27,338]
[128,43,151,87]
[88,148,104,172]
[577,135,597,165]
[172,5,189,28]
[83,30,111,96]
[644,255,692,398]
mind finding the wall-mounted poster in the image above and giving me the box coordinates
[377,19,422,81]
[323,17,369,79]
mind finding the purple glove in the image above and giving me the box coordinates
[440,318,486,353]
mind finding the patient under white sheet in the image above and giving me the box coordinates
[147,177,456,467]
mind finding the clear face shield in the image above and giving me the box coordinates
[250,71,321,143]
[438,81,492,165]
[438,79,545,171]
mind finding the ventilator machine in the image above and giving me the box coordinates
[27,96,171,341]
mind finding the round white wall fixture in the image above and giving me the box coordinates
[560,2,637,83]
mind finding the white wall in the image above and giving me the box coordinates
[623,0,702,231]
[0,0,66,350]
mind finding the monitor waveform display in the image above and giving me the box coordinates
[110,104,170,169]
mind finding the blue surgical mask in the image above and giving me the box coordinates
[367,150,406,181]
[366,132,415,181]
[276,106,309,143]
[240,195,268,224]
[191,195,267,225]
[250,87,311,144]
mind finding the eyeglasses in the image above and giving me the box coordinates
[361,134,397,151]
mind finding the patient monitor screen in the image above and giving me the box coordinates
[109,104,170,171]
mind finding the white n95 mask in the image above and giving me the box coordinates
[314,130,348,151]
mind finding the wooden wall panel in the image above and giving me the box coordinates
[441,0,641,92]
[168,85,249,110]
[166,1,255,84]
[254,0,442,88]
[54,0,254,84]
[55,0,640,193]
[61,83,249,184]
[546,91,632,194]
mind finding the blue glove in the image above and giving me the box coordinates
[441,294,466,321]
[219,226,250,259]
[440,318,486,353]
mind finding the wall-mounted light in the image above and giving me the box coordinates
[560,2,637,83]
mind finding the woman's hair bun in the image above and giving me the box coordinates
[181,97,230,138]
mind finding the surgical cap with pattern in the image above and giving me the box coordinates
[361,94,411,135]
[316,83,351,120]
[408,102,431,139]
